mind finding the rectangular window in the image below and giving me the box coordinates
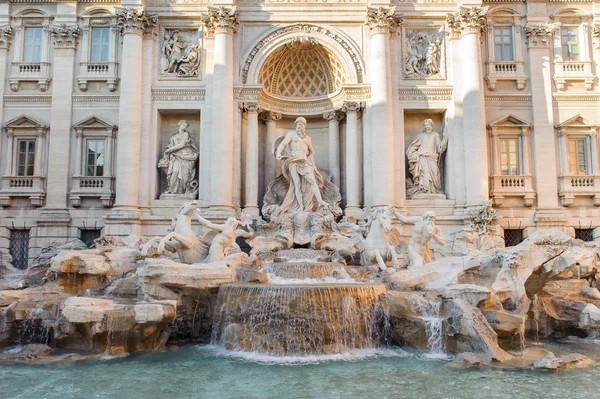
[90,27,110,63]
[16,139,36,176]
[85,139,105,177]
[10,230,30,270]
[23,27,43,63]
[500,138,519,176]
[80,229,102,248]
[561,27,580,61]
[568,138,587,175]
[504,229,524,247]
[575,229,594,242]
[494,27,514,61]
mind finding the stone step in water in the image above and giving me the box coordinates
[211,283,389,356]
[261,262,352,281]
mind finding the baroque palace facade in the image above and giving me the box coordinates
[0,0,600,267]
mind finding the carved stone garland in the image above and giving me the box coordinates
[202,6,238,37]
[365,7,402,35]
[524,24,556,47]
[116,7,158,35]
[49,25,80,48]
[446,6,489,38]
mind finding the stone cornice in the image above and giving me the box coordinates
[116,7,158,36]
[202,6,238,37]
[49,24,79,49]
[365,7,402,35]
[524,23,556,48]
[0,26,11,50]
[446,6,488,38]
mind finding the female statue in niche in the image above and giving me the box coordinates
[158,120,199,196]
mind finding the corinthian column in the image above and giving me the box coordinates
[261,110,282,185]
[524,24,562,213]
[0,26,11,177]
[323,110,343,186]
[447,6,489,205]
[365,7,401,207]
[243,102,261,217]
[342,102,362,216]
[112,7,157,216]
[203,7,238,212]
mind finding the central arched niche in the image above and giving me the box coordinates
[258,37,345,99]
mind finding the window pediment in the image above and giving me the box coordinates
[74,116,116,131]
[488,115,531,128]
[555,115,599,130]
[4,115,48,131]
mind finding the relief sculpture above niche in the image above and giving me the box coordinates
[403,28,445,80]
[159,29,202,78]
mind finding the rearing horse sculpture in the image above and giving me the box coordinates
[141,201,210,264]
[352,207,403,271]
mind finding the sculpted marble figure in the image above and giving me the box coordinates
[352,207,402,271]
[404,31,443,78]
[406,118,448,197]
[158,120,199,196]
[274,117,330,212]
[142,201,253,267]
[161,30,201,77]
[394,210,444,268]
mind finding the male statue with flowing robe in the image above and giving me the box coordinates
[406,118,448,196]
[274,117,330,212]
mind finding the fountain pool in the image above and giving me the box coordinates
[1,342,600,399]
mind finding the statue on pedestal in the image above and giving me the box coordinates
[274,117,330,212]
[406,118,448,197]
[158,120,199,197]
[394,209,444,268]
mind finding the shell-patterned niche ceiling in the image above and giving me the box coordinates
[259,38,345,99]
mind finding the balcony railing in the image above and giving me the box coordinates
[0,175,45,207]
[553,60,595,91]
[69,175,115,207]
[78,62,119,92]
[9,62,51,92]
[559,175,600,206]
[489,174,535,207]
[485,61,527,90]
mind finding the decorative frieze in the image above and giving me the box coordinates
[398,87,452,101]
[151,88,206,102]
[403,28,445,80]
[202,6,238,37]
[0,26,11,49]
[365,7,402,35]
[524,24,556,47]
[159,29,202,78]
[49,24,80,49]
[116,7,158,36]
[446,6,488,38]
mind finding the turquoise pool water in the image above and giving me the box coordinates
[1,344,599,399]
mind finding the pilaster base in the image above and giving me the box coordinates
[242,206,260,219]
[104,207,142,237]
[203,206,237,222]
[533,208,568,230]
[344,206,363,219]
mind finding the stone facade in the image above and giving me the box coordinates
[1,0,600,264]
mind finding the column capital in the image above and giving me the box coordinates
[524,23,557,48]
[116,7,158,36]
[243,101,262,114]
[202,6,238,37]
[446,6,488,38]
[365,7,402,36]
[342,101,363,113]
[323,110,344,122]
[261,110,282,123]
[0,26,11,50]
[49,24,80,49]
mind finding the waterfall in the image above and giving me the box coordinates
[17,307,50,345]
[211,283,389,356]
[262,262,355,284]
[408,295,445,355]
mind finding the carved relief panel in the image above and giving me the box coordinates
[402,27,446,80]
[158,27,202,80]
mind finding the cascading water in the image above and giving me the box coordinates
[408,295,445,356]
[211,255,390,357]
[16,307,51,345]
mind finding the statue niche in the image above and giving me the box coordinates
[158,120,199,199]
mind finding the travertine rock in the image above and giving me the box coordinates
[61,297,114,323]
[134,302,177,324]
[388,256,480,291]
[532,353,594,370]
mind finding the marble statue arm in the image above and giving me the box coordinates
[235,228,254,239]
[437,118,449,154]
[432,226,445,246]
[194,211,223,232]
[165,132,191,153]
[275,133,291,160]
[393,210,420,225]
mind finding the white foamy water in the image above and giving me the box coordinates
[266,275,359,285]
[197,344,410,365]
